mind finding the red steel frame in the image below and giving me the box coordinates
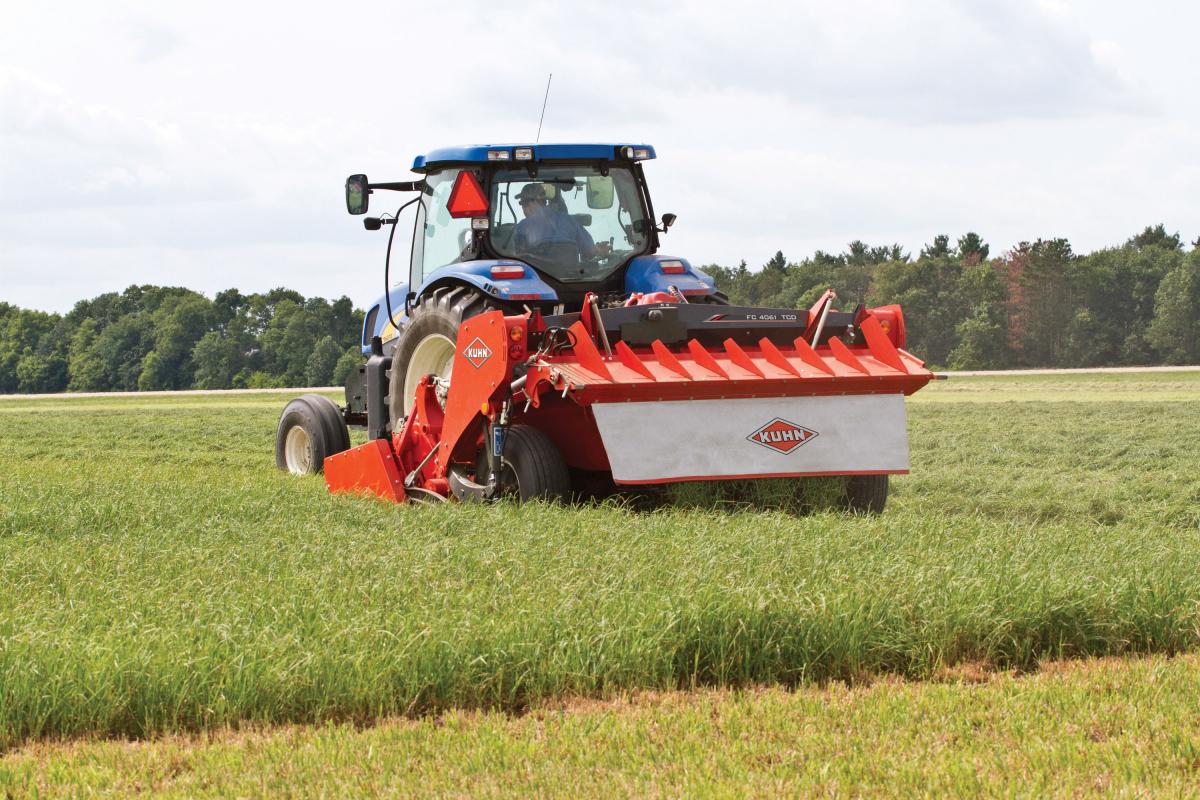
[324,303,935,503]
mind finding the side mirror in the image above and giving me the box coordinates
[346,174,369,215]
[661,213,677,231]
[586,175,615,209]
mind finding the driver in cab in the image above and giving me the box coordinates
[513,183,611,259]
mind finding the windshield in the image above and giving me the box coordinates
[413,169,473,285]
[489,165,649,282]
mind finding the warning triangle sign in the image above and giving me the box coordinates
[447,170,489,218]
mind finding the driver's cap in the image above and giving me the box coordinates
[515,183,547,202]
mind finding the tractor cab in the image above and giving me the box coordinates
[347,144,709,357]
[403,144,662,294]
[486,163,651,283]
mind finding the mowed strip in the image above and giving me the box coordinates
[0,375,1198,752]
[912,369,1200,403]
[4,655,1199,798]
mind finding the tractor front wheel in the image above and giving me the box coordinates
[275,394,350,475]
[388,286,500,428]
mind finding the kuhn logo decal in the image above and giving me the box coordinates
[462,337,493,369]
[746,418,818,454]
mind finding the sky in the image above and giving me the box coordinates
[2,0,1197,314]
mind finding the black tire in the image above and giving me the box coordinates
[307,393,351,454]
[845,474,889,514]
[494,424,571,502]
[388,285,502,428]
[275,394,349,475]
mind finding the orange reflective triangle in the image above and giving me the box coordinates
[447,170,488,218]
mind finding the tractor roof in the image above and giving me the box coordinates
[412,143,656,172]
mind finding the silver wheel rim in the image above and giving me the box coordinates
[403,333,456,412]
[284,425,312,474]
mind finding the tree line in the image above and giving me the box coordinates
[0,287,364,394]
[704,225,1200,369]
[2,224,1198,393]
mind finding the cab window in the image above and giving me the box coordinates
[411,169,474,285]
[488,165,649,282]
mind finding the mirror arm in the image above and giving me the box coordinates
[369,180,425,192]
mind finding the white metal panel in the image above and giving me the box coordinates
[591,394,909,484]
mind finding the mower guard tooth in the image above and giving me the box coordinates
[526,327,934,406]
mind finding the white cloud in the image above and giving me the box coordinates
[120,17,185,63]
[447,0,1151,125]
[0,0,1196,314]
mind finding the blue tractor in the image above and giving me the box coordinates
[275,142,932,511]
[347,143,724,429]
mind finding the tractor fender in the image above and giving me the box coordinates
[416,261,558,307]
[360,261,560,354]
[624,255,717,300]
[360,284,411,355]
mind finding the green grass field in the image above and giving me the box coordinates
[2,372,1199,795]
[4,655,1200,797]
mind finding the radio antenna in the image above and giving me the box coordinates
[535,73,552,143]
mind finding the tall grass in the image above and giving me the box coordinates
[1,375,1198,747]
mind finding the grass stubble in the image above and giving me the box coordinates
[1,373,1199,795]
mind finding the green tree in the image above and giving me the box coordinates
[949,311,1005,370]
[304,336,342,387]
[921,234,952,259]
[92,314,155,391]
[948,260,1010,369]
[67,319,106,391]
[1147,250,1200,364]
[957,232,990,265]
[1072,243,1180,365]
[138,293,215,390]
[764,250,787,273]
[258,299,307,384]
[329,296,364,350]
[15,352,69,393]
[0,305,63,393]
[192,330,250,389]
[332,347,363,386]
[872,236,965,366]
[212,289,246,328]
[1128,224,1182,251]
[1061,308,1107,367]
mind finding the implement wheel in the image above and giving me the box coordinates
[492,425,571,502]
[275,394,350,475]
[388,286,501,427]
[845,474,889,514]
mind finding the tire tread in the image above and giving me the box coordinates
[388,285,506,428]
[503,424,570,501]
[845,474,889,514]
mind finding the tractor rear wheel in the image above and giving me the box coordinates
[275,394,350,475]
[845,474,889,514]
[492,425,571,502]
[388,286,501,429]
